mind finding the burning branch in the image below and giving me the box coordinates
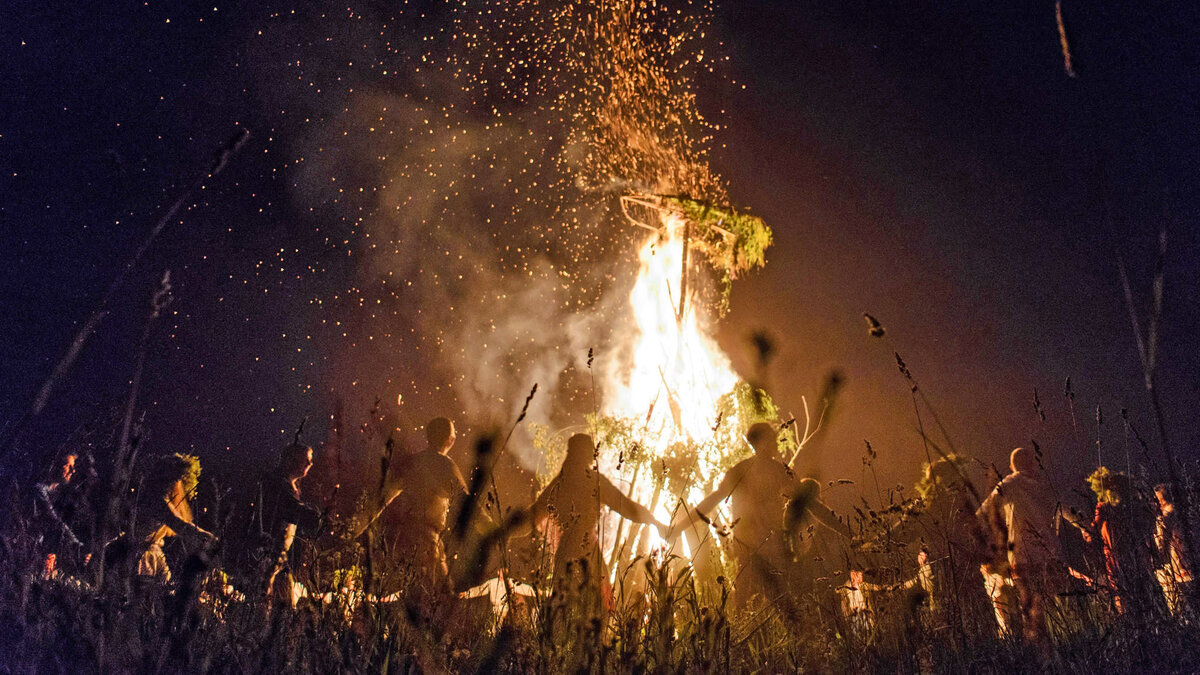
[617,192,771,314]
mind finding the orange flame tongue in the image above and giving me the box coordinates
[596,211,745,574]
[604,212,739,453]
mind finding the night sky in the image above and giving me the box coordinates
[2,1,1198,505]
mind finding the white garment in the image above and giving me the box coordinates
[978,471,1064,568]
[461,576,538,627]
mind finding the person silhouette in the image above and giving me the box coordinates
[977,447,1067,647]
[678,422,849,608]
[369,417,470,609]
[258,443,321,606]
[129,453,216,583]
[526,433,667,613]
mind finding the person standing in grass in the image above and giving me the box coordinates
[976,447,1066,647]
[525,433,668,615]
[32,449,89,579]
[892,456,991,629]
[1065,467,1157,616]
[682,422,850,609]
[372,417,470,610]
[1153,483,1192,616]
[258,442,321,607]
[130,453,216,583]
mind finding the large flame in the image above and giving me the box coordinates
[604,213,738,447]
[597,211,745,567]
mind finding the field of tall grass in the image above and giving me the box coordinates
[4,415,1200,675]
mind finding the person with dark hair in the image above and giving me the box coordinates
[368,417,470,605]
[130,453,216,583]
[1154,483,1193,615]
[976,447,1065,646]
[32,450,86,578]
[258,443,321,606]
[679,422,849,608]
[524,433,667,614]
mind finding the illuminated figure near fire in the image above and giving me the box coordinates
[681,422,850,608]
[257,442,321,607]
[890,456,990,628]
[374,417,469,609]
[976,447,1066,647]
[525,433,668,613]
[129,453,216,583]
[1153,483,1193,615]
[1065,467,1157,616]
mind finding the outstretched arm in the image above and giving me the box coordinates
[36,483,82,547]
[445,457,481,530]
[354,454,411,538]
[806,496,853,539]
[784,477,852,539]
[975,481,1004,525]
[507,479,554,539]
[449,459,469,497]
[1078,505,1102,543]
[692,463,745,520]
[598,476,663,529]
[350,487,402,539]
[157,494,215,548]
[1060,505,1094,541]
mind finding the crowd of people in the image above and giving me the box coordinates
[844,447,1195,649]
[19,416,1197,648]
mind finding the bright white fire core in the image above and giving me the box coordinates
[596,211,746,570]
[604,213,739,445]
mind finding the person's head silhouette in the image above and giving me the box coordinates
[564,433,595,471]
[746,422,779,459]
[426,417,456,454]
[1009,447,1038,474]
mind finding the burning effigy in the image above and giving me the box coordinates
[445,3,782,584]
[10,0,1200,671]
[567,193,777,582]
[302,0,788,583]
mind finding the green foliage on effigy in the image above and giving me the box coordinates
[723,380,779,425]
[585,413,650,467]
[528,383,788,502]
[666,196,772,278]
[528,423,567,488]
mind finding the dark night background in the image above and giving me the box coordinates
[1,1,1197,507]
